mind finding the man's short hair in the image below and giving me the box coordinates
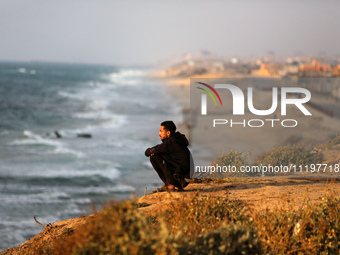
[161,120,176,135]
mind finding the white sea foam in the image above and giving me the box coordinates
[59,85,118,103]
[1,191,71,204]
[60,168,121,181]
[111,183,135,192]
[71,183,135,195]
[1,167,121,184]
[108,69,147,86]
[70,114,127,133]
[52,146,84,158]
[73,197,92,205]
[16,68,36,75]
[110,76,139,86]
[98,116,127,129]
[74,97,115,121]
[111,69,147,77]
[58,91,86,100]
[44,168,121,181]
[9,130,84,158]
[87,99,110,111]
[9,130,61,147]
[90,85,117,95]
[73,110,112,120]
[17,68,26,73]
[61,86,121,124]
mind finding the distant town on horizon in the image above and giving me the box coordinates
[163,50,340,79]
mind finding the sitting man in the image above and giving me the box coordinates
[145,120,192,192]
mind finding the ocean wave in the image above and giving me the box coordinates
[60,86,121,124]
[69,114,127,132]
[109,76,139,86]
[111,69,147,77]
[41,168,121,181]
[97,116,127,129]
[0,168,121,186]
[90,85,118,95]
[110,183,135,193]
[73,110,113,120]
[108,69,148,86]
[9,130,61,147]
[58,91,86,100]
[0,190,71,205]
[9,130,84,158]
[69,183,135,196]
[72,197,92,205]
[52,146,84,158]
[16,68,36,75]
[86,99,110,111]
[58,85,118,103]
[17,68,26,73]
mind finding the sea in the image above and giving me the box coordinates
[0,61,182,250]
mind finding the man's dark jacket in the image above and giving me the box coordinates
[145,132,192,177]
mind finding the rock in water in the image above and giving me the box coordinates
[77,133,92,138]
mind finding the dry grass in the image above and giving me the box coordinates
[16,185,338,255]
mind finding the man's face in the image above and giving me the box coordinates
[159,126,170,140]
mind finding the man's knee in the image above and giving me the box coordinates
[150,154,163,164]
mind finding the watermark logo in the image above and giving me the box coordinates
[196,82,222,115]
[196,81,312,128]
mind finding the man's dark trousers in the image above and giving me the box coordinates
[150,154,188,189]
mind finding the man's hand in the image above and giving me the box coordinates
[145,148,154,157]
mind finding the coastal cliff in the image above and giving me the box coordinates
[3,174,340,254]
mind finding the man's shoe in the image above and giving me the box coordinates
[152,185,167,193]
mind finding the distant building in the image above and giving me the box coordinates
[278,62,299,77]
[331,65,340,77]
[252,64,280,77]
[299,60,331,77]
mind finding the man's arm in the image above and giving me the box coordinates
[145,140,169,157]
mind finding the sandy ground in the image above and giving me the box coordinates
[138,178,340,215]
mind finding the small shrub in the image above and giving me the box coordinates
[254,205,303,254]
[254,145,323,176]
[210,150,256,178]
[254,190,340,254]
[51,200,175,255]
[132,202,151,209]
[161,193,246,237]
[176,224,261,255]
[326,133,340,149]
[62,228,74,236]
[296,192,340,254]
[158,193,260,254]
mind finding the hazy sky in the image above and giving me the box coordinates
[0,0,339,65]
